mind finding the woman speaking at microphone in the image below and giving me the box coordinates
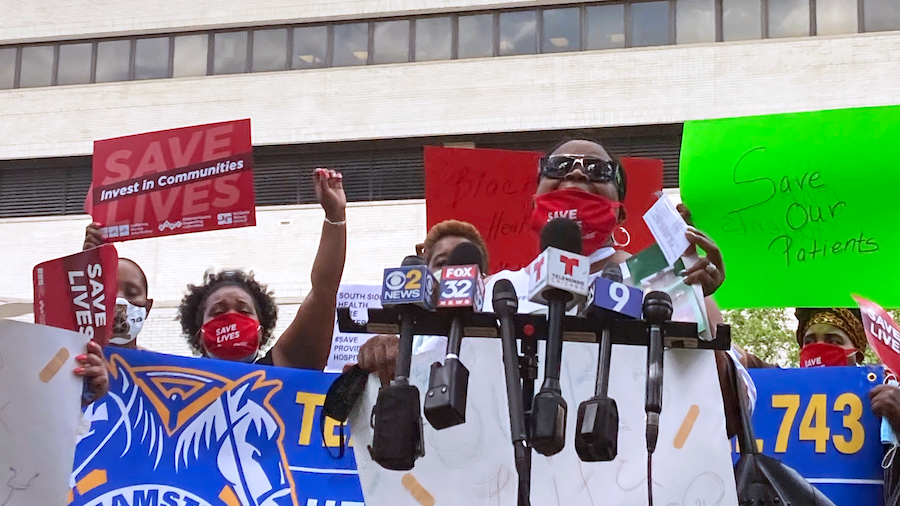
[479,137,751,437]
[176,168,346,369]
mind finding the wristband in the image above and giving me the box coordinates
[324,216,346,226]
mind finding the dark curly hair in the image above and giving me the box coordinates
[177,270,279,356]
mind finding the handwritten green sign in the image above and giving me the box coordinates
[680,105,900,308]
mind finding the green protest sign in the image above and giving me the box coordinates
[680,105,900,308]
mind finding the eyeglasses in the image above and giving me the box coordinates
[540,155,619,182]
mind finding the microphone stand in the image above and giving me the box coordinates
[517,327,539,505]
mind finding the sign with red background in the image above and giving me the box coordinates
[854,294,900,375]
[425,146,664,273]
[33,245,118,347]
[89,119,256,241]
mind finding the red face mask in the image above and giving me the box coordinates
[201,312,261,362]
[799,342,856,368]
[531,188,622,254]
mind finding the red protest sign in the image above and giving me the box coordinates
[90,119,256,241]
[425,146,664,273]
[854,295,900,374]
[33,245,118,347]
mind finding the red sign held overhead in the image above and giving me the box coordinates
[89,119,256,241]
[425,146,664,274]
[33,245,119,347]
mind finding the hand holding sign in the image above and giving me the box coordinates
[74,340,109,406]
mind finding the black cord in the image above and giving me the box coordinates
[647,451,654,506]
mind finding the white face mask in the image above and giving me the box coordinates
[109,297,147,345]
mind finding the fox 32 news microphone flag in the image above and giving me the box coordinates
[70,348,364,506]
[87,119,256,241]
[33,244,118,347]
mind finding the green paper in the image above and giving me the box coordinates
[680,105,900,309]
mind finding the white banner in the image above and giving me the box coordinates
[0,319,89,506]
[325,284,382,373]
[351,338,738,506]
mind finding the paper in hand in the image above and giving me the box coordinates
[643,194,690,267]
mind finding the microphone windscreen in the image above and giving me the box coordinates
[446,241,484,268]
[492,278,518,313]
[643,291,673,324]
[540,218,583,254]
[401,255,426,266]
[600,262,623,283]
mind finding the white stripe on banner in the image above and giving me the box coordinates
[290,466,359,475]
[806,478,884,485]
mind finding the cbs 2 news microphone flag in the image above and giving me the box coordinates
[70,348,364,506]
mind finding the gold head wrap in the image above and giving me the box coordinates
[796,308,867,353]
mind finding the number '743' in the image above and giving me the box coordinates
[770,393,865,454]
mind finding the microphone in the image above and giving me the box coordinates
[424,242,485,430]
[643,291,673,455]
[575,262,639,462]
[528,218,589,456]
[365,255,435,470]
[381,255,437,384]
[493,279,531,506]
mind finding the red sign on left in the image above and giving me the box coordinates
[88,119,256,241]
[33,245,119,347]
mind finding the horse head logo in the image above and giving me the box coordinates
[175,373,294,506]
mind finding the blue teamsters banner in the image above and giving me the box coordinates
[70,348,364,506]
[740,366,885,506]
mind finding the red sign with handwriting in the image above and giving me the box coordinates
[425,146,664,273]
[89,119,256,241]
[33,245,118,347]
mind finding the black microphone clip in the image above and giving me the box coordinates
[423,354,470,430]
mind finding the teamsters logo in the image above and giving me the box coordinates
[70,355,297,506]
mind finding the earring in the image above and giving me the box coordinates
[613,226,631,248]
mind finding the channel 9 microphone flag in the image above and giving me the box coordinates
[87,119,256,241]
[71,347,365,506]
[33,244,118,347]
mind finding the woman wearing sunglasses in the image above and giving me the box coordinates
[482,137,751,438]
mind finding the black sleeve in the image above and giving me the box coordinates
[254,348,275,366]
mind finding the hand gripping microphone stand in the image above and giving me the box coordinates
[493,279,531,506]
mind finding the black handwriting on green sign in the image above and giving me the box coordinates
[721,147,879,267]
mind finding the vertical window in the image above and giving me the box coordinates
[542,8,581,53]
[292,26,328,69]
[214,31,248,74]
[173,34,208,77]
[333,23,369,67]
[499,11,537,56]
[816,0,858,34]
[458,14,494,58]
[586,4,626,49]
[0,48,14,89]
[251,28,288,72]
[373,20,410,64]
[723,0,762,41]
[57,43,92,85]
[864,0,900,32]
[96,40,131,82]
[134,37,169,80]
[768,0,810,38]
[415,17,451,61]
[19,45,54,88]
[676,0,716,43]
[631,1,671,47]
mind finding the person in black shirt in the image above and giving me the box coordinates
[177,168,346,369]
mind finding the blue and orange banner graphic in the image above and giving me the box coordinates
[70,348,364,506]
